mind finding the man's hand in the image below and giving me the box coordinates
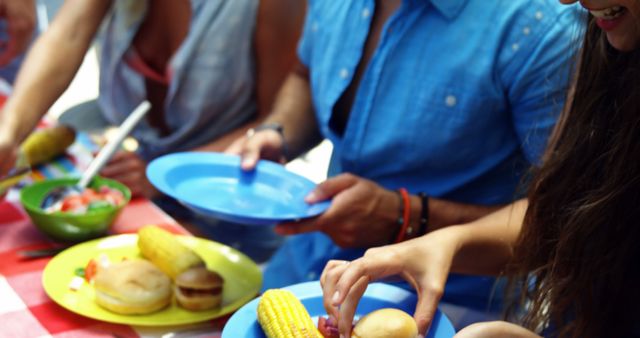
[274,173,400,248]
[226,127,286,171]
[0,0,36,66]
[99,151,160,199]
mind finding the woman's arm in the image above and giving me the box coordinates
[0,0,111,144]
[321,199,528,336]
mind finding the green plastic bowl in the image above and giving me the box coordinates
[20,177,131,243]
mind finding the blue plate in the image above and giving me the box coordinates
[222,281,456,338]
[147,152,331,225]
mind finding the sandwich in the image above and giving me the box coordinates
[174,266,224,311]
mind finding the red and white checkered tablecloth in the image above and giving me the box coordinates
[0,129,229,337]
[0,197,229,338]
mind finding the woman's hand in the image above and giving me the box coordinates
[225,127,286,171]
[99,151,159,199]
[275,173,401,248]
[0,136,18,178]
[320,231,458,337]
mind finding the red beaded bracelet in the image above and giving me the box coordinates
[394,188,412,243]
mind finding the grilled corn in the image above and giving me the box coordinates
[257,289,320,338]
[137,225,204,279]
[20,124,76,166]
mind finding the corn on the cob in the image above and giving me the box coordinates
[137,225,204,279]
[20,125,76,166]
[257,289,321,338]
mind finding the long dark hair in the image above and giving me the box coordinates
[508,14,640,338]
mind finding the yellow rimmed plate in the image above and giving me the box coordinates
[42,234,262,326]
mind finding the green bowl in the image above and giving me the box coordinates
[20,177,131,243]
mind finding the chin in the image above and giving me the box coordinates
[606,34,640,52]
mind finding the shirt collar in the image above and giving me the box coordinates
[425,0,468,19]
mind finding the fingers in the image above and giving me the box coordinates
[224,136,246,156]
[239,129,283,171]
[0,149,17,177]
[305,173,358,203]
[320,260,350,319]
[99,151,143,178]
[274,218,321,235]
[331,250,403,307]
[412,283,443,336]
[338,276,369,337]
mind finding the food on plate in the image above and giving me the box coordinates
[257,289,322,338]
[351,308,418,338]
[41,185,125,214]
[137,225,205,279]
[317,315,340,338]
[20,124,76,166]
[174,266,224,311]
[93,259,172,315]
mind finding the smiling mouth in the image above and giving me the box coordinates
[590,6,627,20]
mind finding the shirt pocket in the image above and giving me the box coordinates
[403,83,509,172]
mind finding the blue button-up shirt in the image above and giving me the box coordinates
[265,0,582,311]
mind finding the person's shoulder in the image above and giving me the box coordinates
[489,0,579,15]
[491,0,583,26]
[467,0,583,41]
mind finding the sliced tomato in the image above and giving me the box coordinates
[60,195,87,213]
[84,259,98,282]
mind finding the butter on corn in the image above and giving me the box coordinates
[137,225,204,279]
[257,289,321,338]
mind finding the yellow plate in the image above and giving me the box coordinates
[42,234,262,326]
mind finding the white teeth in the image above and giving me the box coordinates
[590,6,626,20]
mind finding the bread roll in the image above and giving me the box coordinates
[93,259,172,315]
[352,308,418,338]
[174,266,224,311]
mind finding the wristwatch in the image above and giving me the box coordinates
[254,122,284,136]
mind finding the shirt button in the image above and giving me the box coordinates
[535,11,544,20]
[312,22,319,32]
[340,68,349,79]
[362,8,371,19]
[445,95,457,107]
[307,272,317,280]
[512,43,520,51]
[523,26,531,35]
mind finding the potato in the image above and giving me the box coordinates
[20,124,76,166]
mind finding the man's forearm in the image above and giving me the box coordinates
[263,72,323,160]
[401,194,505,242]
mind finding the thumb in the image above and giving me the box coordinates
[306,173,358,203]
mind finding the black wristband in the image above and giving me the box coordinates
[418,192,429,235]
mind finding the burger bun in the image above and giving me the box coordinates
[93,259,172,315]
